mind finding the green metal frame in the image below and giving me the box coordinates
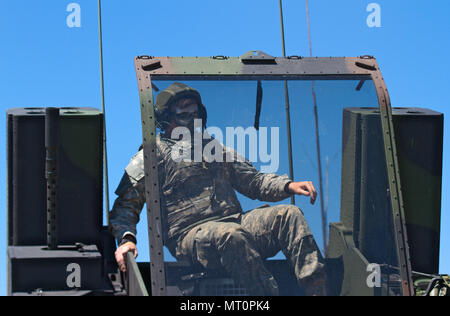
[125,252,149,296]
[134,57,167,296]
[133,51,413,296]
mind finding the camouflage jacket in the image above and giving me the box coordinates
[109,134,293,246]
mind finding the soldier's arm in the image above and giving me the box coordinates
[227,149,293,202]
[109,175,144,272]
[109,150,146,272]
[109,150,146,244]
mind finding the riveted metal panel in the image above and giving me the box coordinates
[134,56,166,296]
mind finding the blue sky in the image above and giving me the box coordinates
[0,0,449,296]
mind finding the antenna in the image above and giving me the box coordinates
[278,0,295,206]
[98,0,110,224]
[278,0,328,253]
[306,0,328,253]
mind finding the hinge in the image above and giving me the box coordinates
[211,55,229,60]
[287,55,303,60]
[137,55,153,60]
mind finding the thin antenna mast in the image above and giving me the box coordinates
[306,0,328,253]
[278,0,295,205]
[98,0,110,224]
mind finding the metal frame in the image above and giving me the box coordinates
[133,53,414,296]
[134,57,167,296]
[125,252,149,296]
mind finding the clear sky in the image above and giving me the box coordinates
[0,0,449,296]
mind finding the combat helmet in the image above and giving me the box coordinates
[155,82,207,129]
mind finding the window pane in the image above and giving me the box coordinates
[137,78,402,296]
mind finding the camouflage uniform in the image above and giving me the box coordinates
[109,134,326,296]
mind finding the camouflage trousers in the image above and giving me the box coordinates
[175,204,326,296]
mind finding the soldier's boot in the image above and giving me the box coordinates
[276,207,327,296]
[246,273,279,296]
[300,270,328,296]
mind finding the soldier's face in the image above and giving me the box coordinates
[170,98,200,129]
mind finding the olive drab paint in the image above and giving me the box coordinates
[392,108,443,274]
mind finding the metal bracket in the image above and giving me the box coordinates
[240,50,276,64]
[141,59,162,71]
[356,59,377,71]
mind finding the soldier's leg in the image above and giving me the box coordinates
[176,221,279,296]
[241,204,327,296]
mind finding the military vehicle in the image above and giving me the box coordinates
[6,51,447,296]
[5,1,448,297]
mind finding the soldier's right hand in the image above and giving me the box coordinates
[115,242,138,273]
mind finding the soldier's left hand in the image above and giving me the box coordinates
[288,181,317,204]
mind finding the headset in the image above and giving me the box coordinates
[155,96,207,131]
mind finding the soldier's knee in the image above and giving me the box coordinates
[221,226,250,246]
[223,225,245,238]
[279,204,304,219]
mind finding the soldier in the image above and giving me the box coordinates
[109,82,327,296]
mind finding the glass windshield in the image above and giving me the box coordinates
[142,78,402,296]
